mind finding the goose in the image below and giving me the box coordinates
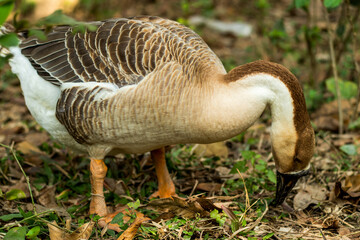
[5,16,315,230]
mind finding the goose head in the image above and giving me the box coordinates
[271,119,314,206]
[224,60,315,206]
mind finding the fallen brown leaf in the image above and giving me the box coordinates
[48,221,94,240]
[343,174,360,197]
[191,142,228,159]
[147,197,220,219]
[16,141,45,165]
[338,226,351,236]
[17,141,43,155]
[24,132,49,147]
[321,215,340,229]
[105,177,126,196]
[330,175,360,205]
[196,182,222,192]
[37,185,57,208]
[26,203,71,219]
[312,99,359,131]
[117,212,150,240]
[293,184,327,211]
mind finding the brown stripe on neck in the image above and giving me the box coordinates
[224,60,310,133]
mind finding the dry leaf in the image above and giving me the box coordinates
[338,227,351,236]
[342,174,360,197]
[16,141,45,165]
[322,215,339,229]
[293,184,327,211]
[48,221,94,240]
[3,178,31,198]
[24,132,49,147]
[37,185,57,207]
[117,212,150,240]
[330,175,360,204]
[196,182,222,192]
[147,197,220,219]
[312,99,359,131]
[104,178,126,196]
[17,141,43,155]
[191,142,228,159]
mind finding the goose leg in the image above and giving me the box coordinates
[89,158,121,232]
[150,147,177,198]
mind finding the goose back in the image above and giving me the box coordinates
[20,16,224,88]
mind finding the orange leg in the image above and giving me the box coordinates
[89,158,121,232]
[149,147,177,198]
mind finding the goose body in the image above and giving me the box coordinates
[7,16,314,224]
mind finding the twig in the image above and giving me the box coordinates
[346,0,360,122]
[320,229,327,240]
[323,4,344,134]
[236,169,254,226]
[338,216,355,229]
[189,179,198,197]
[0,142,37,214]
[324,7,360,80]
[237,169,250,208]
[227,200,268,240]
[0,210,54,230]
[304,3,317,87]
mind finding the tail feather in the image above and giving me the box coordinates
[0,23,15,35]
[0,23,16,56]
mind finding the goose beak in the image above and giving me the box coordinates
[271,168,310,206]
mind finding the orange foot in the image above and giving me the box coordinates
[149,181,178,199]
[150,147,178,199]
[89,158,123,232]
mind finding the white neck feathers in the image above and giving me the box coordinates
[201,73,296,145]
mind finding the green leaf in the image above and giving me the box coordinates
[263,232,275,239]
[0,213,23,221]
[5,189,26,200]
[43,162,54,185]
[127,199,140,210]
[4,227,27,240]
[340,144,357,156]
[37,10,78,26]
[0,54,12,68]
[36,10,97,34]
[349,117,360,130]
[241,150,257,161]
[324,0,343,8]
[0,0,14,26]
[230,160,248,174]
[28,29,47,41]
[267,170,277,183]
[110,212,124,224]
[0,33,19,48]
[210,209,220,220]
[210,209,226,226]
[256,0,270,9]
[294,0,310,9]
[26,226,41,239]
[325,78,358,100]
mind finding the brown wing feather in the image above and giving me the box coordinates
[20,16,222,88]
